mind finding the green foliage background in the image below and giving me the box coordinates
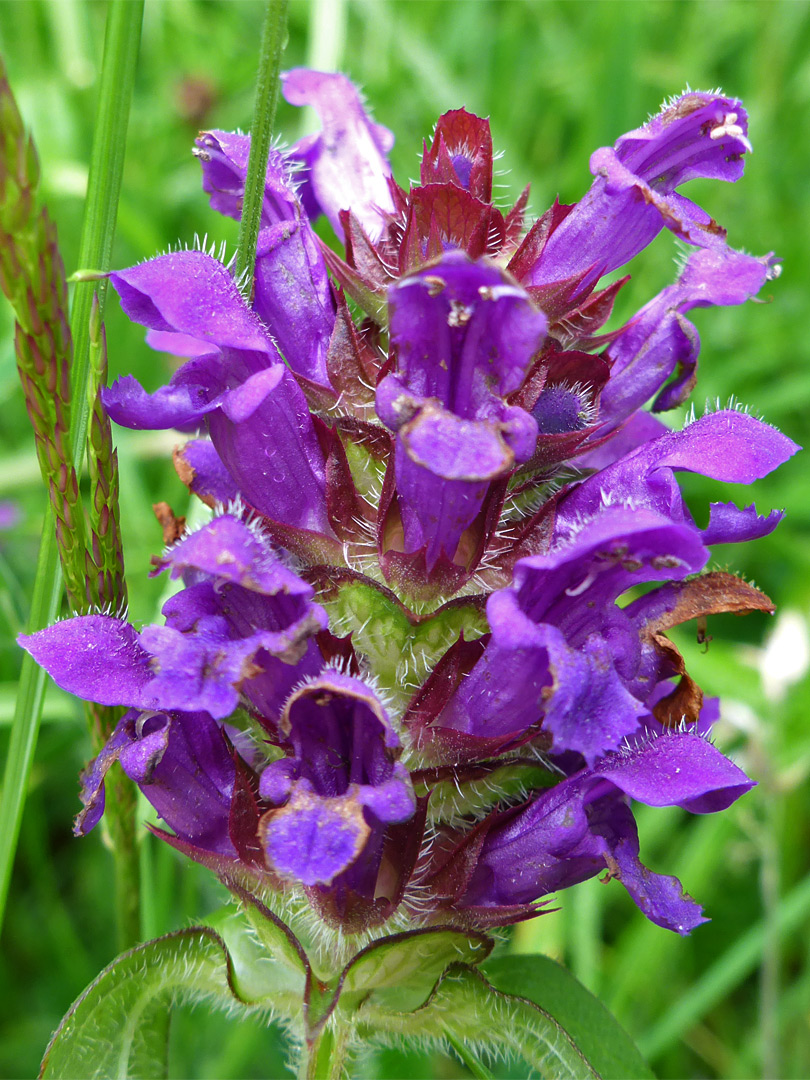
[0,1,809,1076]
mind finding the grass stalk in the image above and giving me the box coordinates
[234,0,289,290]
[0,0,143,940]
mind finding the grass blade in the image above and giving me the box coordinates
[638,871,810,1062]
[0,0,144,935]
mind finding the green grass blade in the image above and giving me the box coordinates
[234,0,289,288]
[0,0,143,935]
[638,870,810,1062]
[0,522,60,929]
[70,0,143,445]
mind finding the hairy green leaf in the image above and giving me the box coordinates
[340,926,492,1012]
[483,955,654,1080]
[358,963,599,1079]
[40,927,266,1080]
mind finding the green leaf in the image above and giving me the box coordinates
[40,927,267,1080]
[206,902,308,1012]
[339,926,492,1012]
[358,963,599,1080]
[482,955,655,1080]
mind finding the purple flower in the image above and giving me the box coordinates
[259,670,415,886]
[376,253,545,577]
[450,731,754,933]
[282,68,396,241]
[523,92,752,296]
[598,246,780,427]
[20,515,327,720]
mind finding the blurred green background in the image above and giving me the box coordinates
[1,0,809,1076]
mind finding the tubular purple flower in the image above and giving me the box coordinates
[525,92,752,294]
[377,254,545,570]
[253,220,335,387]
[259,670,415,886]
[282,68,396,241]
[19,515,327,719]
[75,709,239,856]
[430,506,708,761]
[597,246,780,428]
[456,731,754,933]
[193,130,336,387]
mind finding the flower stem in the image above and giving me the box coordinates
[300,1022,351,1080]
[0,0,143,938]
[234,0,289,290]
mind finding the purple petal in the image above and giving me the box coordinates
[253,221,335,386]
[282,68,395,241]
[260,783,370,886]
[595,730,755,813]
[574,410,670,470]
[594,800,708,934]
[208,366,332,534]
[111,250,276,360]
[155,514,314,599]
[194,130,298,225]
[19,616,154,707]
[175,439,239,506]
[131,710,238,855]
[394,408,517,569]
[558,411,799,535]
[508,506,709,630]
[75,712,142,835]
[701,502,784,545]
[102,374,218,430]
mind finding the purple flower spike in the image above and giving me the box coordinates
[526,92,752,294]
[33,78,792,947]
[282,68,396,241]
[259,670,415,886]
